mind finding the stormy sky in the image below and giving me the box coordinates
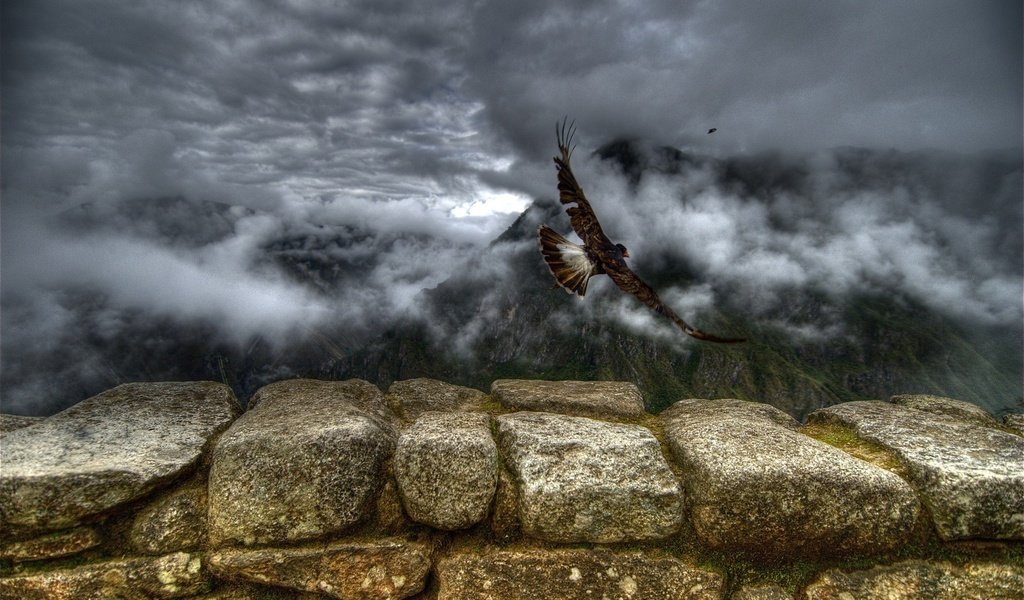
[2,0,1022,413]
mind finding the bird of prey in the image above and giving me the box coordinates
[537,119,745,343]
[707,128,717,134]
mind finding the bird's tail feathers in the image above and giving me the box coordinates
[671,314,746,344]
[538,225,596,297]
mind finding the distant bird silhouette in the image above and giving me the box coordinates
[707,128,717,134]
[537,119,745,343]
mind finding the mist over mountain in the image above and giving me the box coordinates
[3,141,1020,418]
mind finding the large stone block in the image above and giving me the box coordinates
[662,399,919,558]
[208,379,397,546]
[208,538,431,600]
[394,412,497,530]
[803,560,1024,600]
[889,394,1000,428]
[0,382,240,537]
[496,411,682,543]
[809,400,1024,540]
[436,548,724,600]
[386,378,487,419]
[0,552,207,599]
[491,379,646,418]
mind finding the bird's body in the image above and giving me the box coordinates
[538,119,745,344]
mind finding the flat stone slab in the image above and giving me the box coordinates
[208,538,431,600]
[491,379,646,418]
[809,400,1024,540]
[803,560,1024,599]
[496,411,682,543]
[890,394,1000,427]
[207,379,397,546]
[662,399,919,558]
[0,526,101,562]
[386,378,487,419]
[394,412,497,530]
[0,551,207,599]
[0,382,240,536]
[436,548,724,600]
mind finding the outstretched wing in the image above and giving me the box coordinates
[554,119,612,248]
[604,261,746,343]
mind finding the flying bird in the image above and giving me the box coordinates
[538,119,745,344]
[707,128,717,134]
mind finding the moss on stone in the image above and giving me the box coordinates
[800,421,907,476]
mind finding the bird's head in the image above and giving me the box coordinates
[616,243,630,258]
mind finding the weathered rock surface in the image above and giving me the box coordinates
[0,551,207,599]
[663,399,919,557]
[0,382,240,536]
[394,412,497,530]
[208,379,397,547]
[208,538,431,600]
[0,413,43,433]
[130,481,207,554]
[890,394,1000,427]
[436,548,724,600]
[0,526,101,562]
[803,560,1024,599]
[491,379,646,418]
[193,583,323,599]
[373,478,409,533]
[386,378,487,419]
[489,467,521,542]
[1003,413,1024,436]
[733,584,792,600]
[496,411,682,543]
[809,400,1024,540]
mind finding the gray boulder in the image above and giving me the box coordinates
[394,411,497,530]
[0,382,240,537]
[207,379,397,546]
[208,538,431,600]
[386,378,487,419]
[810,400,1024,540]
[491,379,646,418]
[436,547,724,600]
[890,394,999,427]
[0,551,207,599]
[496,411,682,543]
[662,399,919,558]
[803,560,1024,599]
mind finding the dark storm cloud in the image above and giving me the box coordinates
[2,0,500,210]
[466,0,1022,162]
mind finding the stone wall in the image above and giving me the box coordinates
[1,378,1022,599]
